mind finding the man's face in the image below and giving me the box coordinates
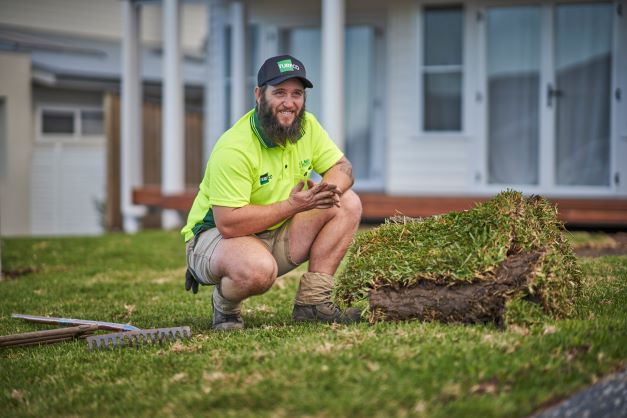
[255,78,305,128]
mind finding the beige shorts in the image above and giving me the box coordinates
[185,220,300,285]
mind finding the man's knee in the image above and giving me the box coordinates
[318,190,362,225]
[234,255,277,295]
[338,190,362,225]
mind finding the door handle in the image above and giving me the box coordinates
[547,83,563,107]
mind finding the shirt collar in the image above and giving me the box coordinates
[250,108,276,148]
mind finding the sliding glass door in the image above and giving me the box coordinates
[486,6,541,185]
[554,3,613,185]
[486,2,614,188]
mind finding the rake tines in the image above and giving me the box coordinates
[87,326,191,350]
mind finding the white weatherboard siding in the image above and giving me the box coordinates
[142,2,207,52]
[386,0,480,195]
[247,0,321,26]
[31,88,106,236]
[0,0,207,52]
[385,0,415,194]
[248,0,386,25]
[385,0,473,195]
[390,138,473,193]
[31,144,105,236]
[30,147,57,235]
[57,146,105,234]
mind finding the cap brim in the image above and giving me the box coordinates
[266,75,313,89]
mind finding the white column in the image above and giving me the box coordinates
[121,0,145,233]
[539,4,555,189]
[161,0,185,229]
[321,0,345,150]
[230,1,247,124]
[204,0,227,163]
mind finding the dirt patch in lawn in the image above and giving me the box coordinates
[0,267,37,280]
[573,233,627,257]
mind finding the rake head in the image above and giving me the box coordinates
[87,326,191,350]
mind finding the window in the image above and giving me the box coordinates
[42,110,75,134]
[80,110,104,136]
[486,6,541,185]
[422,5,463,132]
[39,107,104,140]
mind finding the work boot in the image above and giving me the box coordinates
[293,302,362,324]
[212,286,244,331]
[292,272,363,324]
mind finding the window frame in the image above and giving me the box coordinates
[475,0,621,195]
[36,105,105,144]
[418,3,466,135]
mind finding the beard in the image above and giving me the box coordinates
[257,94,305,146]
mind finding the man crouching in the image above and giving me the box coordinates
[181,55,362,330]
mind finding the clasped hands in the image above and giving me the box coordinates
[288,179,342,212]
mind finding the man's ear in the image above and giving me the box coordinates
[254,86,261,105]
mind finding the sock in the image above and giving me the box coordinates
[213,284,242,314]
[294,272,334,305]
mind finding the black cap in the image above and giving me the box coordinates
[257,55,313,88]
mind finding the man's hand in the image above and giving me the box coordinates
[287,180,341,212]
[211,180,342,238]
[185,269,200,294]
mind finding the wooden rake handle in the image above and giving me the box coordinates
[0,324,99,348]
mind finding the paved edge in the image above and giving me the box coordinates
[530,368,627,418]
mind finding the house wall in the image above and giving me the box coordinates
[30,86,106,236]
[246,0,387,29]
[245,0,476,196]
[386,0,626,197]
[0,0,207,52]
[33,86,103,108]
[386,0,479,196]
[0,52,32,236]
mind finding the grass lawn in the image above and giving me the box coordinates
[0,230,626,418]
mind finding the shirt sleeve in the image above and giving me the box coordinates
[207,146,253,208]
[309,114,344,174]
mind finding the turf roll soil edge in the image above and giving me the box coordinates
[369,251,542,325]
[335,190,582,325]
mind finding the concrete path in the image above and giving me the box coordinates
[531,369,627,418]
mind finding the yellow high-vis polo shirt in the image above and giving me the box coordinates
[181,109,343,242]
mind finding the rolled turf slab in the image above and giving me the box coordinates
[335,190,582,326]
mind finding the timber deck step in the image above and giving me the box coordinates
[133,186,627,227]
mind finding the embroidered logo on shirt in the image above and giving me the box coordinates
[260,172,273,185]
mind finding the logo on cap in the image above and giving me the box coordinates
[277,59,300,73]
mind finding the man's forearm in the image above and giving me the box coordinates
[214,200,296,238]
[322,157,354,194]
[214,160,351,238]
